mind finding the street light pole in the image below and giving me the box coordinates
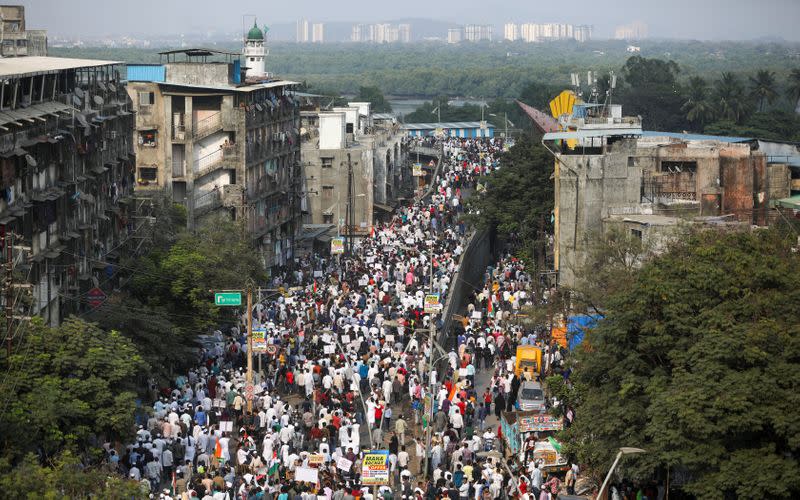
[597,447,646,500]
[246,283,254,414]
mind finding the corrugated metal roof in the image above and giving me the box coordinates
[127,65,166,82]
[772,195,800,209]
[543,128,642,141]
[641,131,751,143]
[401,121,494,130]
[0,101,76,128]
[159,80,299,94]
[0,56,121,78]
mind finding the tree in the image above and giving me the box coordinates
[682,76,715,130]
[465,135,554,265]
[355,85,392,113]
[749,69,778,112]
[617,56,687,131]
[0,317,147,464]
[787,68,800,115]
[564,227,800,498]
[715,72,751,123]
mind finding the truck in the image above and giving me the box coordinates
[514,345,543,379]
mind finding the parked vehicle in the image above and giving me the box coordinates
[516,380,546,412]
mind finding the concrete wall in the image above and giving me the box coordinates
[319,113,346,150]
[164,63,232,87]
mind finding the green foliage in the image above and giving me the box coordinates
[404,96,484,123]
[704,111,800,141]
[750,69,779,113]
[0,452,141,498]
[0,317,146,464]
[682,76,714,129]
[356,85,392,113]
[565,228,800,498]
[465,136,553,264]
[715,72,752,123]
[617,56,687,131]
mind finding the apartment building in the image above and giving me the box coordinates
[300,103,411,235]
[126,47,301,270]
[464,24,492,42]
[0,5,47,57]
[0,56,136,325]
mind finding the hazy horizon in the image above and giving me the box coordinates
[18,0,800,42]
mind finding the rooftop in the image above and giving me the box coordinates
[0,56,121,78]
[604,214,680,226]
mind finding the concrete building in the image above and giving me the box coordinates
[126,46,301,270]
[0,56,136,325]
[614,21,648,40]
[447,28,463,44]
[464,24,492,42]
[574,25,593,42]
[0,5,47,57]
[351,24,366,42]
[398,24,411,43]
[508,22,591,43]
[296,19,309,43]
[504,23,519,42]
[300,104,410,236]
[542,105,792,287]
[312,23,324,43]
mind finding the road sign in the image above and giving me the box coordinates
[214,292,241,307]
[87,287,106,308]
[412,163,423,177]
[245,384,254,401]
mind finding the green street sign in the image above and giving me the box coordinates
[214,292,242,307]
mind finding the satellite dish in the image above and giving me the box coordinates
[72,95,82,107]
[108,83,116,92]
[256,103,263,111]
[97,81,106,91]
[94,95,104,106]
[25,154,37,167]
[74,87,84,98]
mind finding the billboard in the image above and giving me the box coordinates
[361,450,390,485]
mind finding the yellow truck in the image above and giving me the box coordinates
[514,345,542,379]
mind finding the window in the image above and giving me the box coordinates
[322,185,334,199]
[346,123,354,134]
[628,156,636,167]
[323,213,333,224]
[660,160,697,174]
[250,57,255,62]
[138,167,158,184]
[138,130,157,147]
[138,91,154,107]
[631,228,642,240]
[321,157,334,168]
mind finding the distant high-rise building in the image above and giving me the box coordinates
[574,25,592,42]
[351,24,367,42]
[312,23,324,43]
[520,23,538,42]
[614,21,648,40]
[447,28,463,44]
[464,24,492,42]
[504,23,519,41]
[296,18,309,42]
[398,24,411,43]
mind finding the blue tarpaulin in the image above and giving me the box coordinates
[567,314,600,351]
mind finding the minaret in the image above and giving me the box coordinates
[243,20,266,79]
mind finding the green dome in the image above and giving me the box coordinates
[247,21,264,40]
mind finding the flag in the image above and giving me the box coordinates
[370,226,375,238]
[267,450,280,475]
[313,280,317,294]
[487,293,493,316]
[214,437,222,459]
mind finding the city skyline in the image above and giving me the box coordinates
[18,0,800,42]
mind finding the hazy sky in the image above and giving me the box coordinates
[19,0,800,41]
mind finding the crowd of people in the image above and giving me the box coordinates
[99,137,581,500]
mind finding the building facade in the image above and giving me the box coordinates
[464,24,492,42]
[503,23,519,41]
[312,23,324,43]
[447,28,463,44]
[544,110,791,286]
[0,5,47,57]
[0,56,136,325]
[296,19,309,43]
[301,104,410,235]
[126,47,301,270]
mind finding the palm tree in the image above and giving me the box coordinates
[787,68,800,115]
[715,72,749,123]
[749,69,778,113]
[681,76,714,130]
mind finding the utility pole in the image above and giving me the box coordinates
[345,152,355,256]
[246,282,254,414]
[5,229,12,357]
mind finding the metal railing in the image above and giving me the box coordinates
[193,112,222,138]
[193,149,223,173]
[194,189,221,210]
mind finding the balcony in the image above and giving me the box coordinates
[193,149,224,178]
